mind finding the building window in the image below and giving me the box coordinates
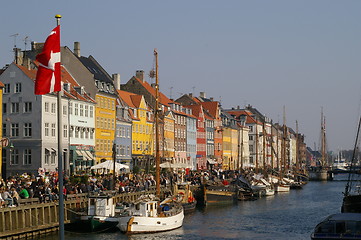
[3,123,6,136]
[63,125,68,138]
[90,130,94,139]
[24,149,32,165]
[4,83,10,94]
[80,104,84,116]
[15,83,22,93]
[45,123,49,136]
[11,103,19,113]
[24,123,32,137]
[75,128,79,138]
[10,149,19,165]
[51,152,56,164]
[74,103,79,116]
[3,103,6,114]
[63,105,67,115]
[45,149,50,165]
[51,123,56,137]
[90,106,94,118]
[24,102,32,113]
[85,105,89,117]
[11,123,19,137]
[51,103,56,113]
[45,102,49,112]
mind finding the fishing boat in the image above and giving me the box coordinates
[175,182,197,213]
[78,192,119,232]
[117,195,184,233]
[117,49,184,234]
[204,183,238,204]
[342,116,361,214]
[310,213,361,240]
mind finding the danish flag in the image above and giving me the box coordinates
[34,25,61,95]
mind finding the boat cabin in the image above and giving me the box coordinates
[311,213,361,239]
[130,200,158,217]
[88,195,115,217]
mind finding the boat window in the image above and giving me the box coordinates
[157,221,161,224]
[90,199,95,205]
[345,221,361,234]
[150,204,153,210]
[316,222,335,233]
[335,221,345,234]
[135,204,140,210]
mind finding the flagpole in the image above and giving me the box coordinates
[55,14,65,240]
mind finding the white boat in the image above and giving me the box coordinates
[78,192,120,232]
[275,183,290,192]
[117,195,184,233]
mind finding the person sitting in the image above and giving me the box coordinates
[19,186,30,199]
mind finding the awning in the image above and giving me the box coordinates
[84,150,94,160]
[207,159,217,164]
[76,150,86,160]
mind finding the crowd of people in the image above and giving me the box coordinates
[0,168,252,208]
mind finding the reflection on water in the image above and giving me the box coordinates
[36,180,346,240]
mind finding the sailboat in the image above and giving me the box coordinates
[341,116,361,213]
[117,49,184,234]
[275,108,290,192]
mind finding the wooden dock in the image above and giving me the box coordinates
[0,188,169,239]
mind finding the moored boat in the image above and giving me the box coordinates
[205,185,238,204]
[175,182,197,213]
[311,213,361,240]
[117,195,184,234]
[78,192,119,232]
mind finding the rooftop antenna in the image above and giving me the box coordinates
[169,86,173,99]
[10,33,19,48]
[23,36,29,51]
[10,33,19,63]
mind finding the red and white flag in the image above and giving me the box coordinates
[34,25,61,95]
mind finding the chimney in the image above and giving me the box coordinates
[200,92,206,98]
[237,105,240,109]
[151,83,156,89]
[136,70,145,82]
[74,42,80,57]
[189,93,193,98]
[210,97,214,101]
[112,73,121,90]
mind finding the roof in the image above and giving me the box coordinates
[79,55,114,84]
[200,101,219,118]
[225,109,261,125]
[133,77,171,107]
[117,89,147,110]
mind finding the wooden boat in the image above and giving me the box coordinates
[205,184,238,204]
[117,195,184,234]
[311,213,361,240]
[175,182,197,213]
[78,192,119,232]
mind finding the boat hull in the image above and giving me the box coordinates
[342,195,361,213]
[78,215,118,232]
[182,201,197,213]
[117,210,184,234]
[205,189,237,204]
[276,184,290,192]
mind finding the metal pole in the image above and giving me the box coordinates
[55,14,65,240]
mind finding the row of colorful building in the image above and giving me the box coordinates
[0,41,313,178]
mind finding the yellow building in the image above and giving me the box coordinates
[231,127,239,170]
[163,111,175,161]
[222,127,232,170]
[117,90,153,170]
[95,93,117,163]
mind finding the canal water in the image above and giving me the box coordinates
[40,175,347,240]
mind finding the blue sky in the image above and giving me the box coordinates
[1,0,361,152]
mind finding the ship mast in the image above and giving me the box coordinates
[154,49,161,197]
